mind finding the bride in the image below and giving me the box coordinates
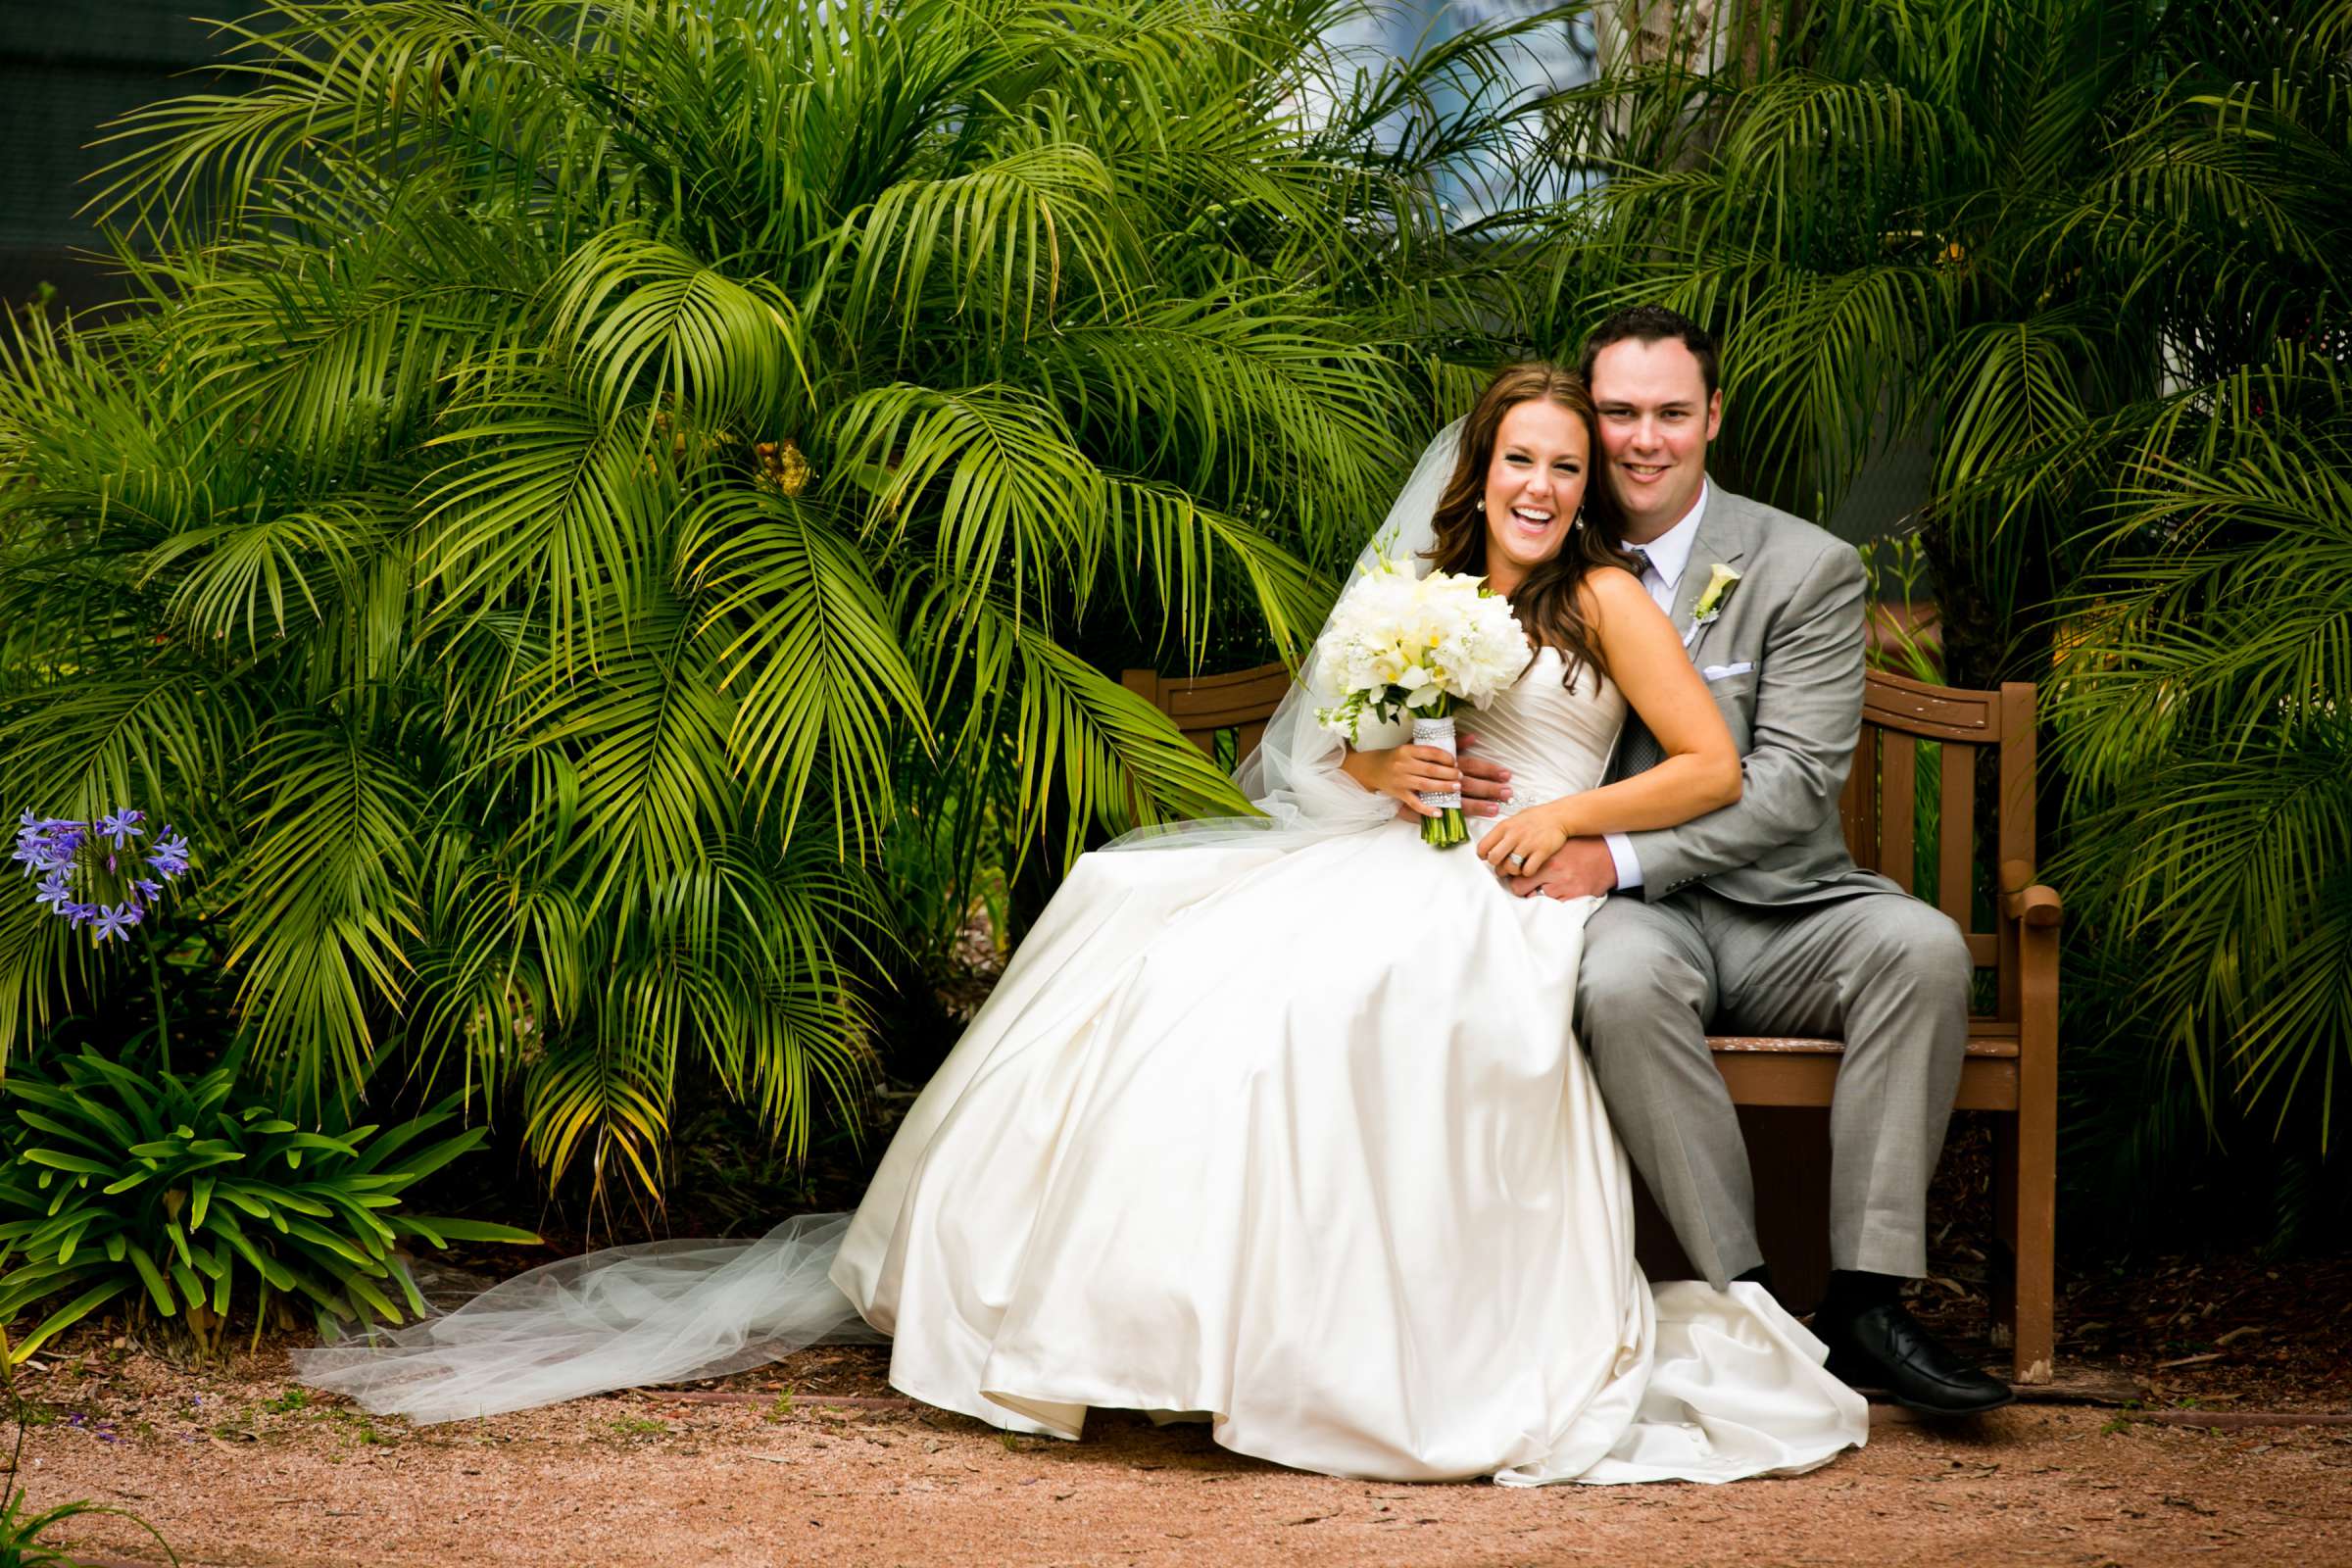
[296,363,1867,1486]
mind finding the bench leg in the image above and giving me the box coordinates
[1999,1105,2056,1385]
[1989,1118,2018,1350]
[1984,1123,2060,1382]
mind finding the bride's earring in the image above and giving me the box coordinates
[1475,499,1486,513]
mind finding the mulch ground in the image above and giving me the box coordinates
[11,1236,2352,1568]
[12,1063,2351,1564]
[12,1338,2351,1568]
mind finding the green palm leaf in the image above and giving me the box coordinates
[686,494,929,852]
[547,226,816,422]
[951,596,1257,862]
[225,720,426,1105]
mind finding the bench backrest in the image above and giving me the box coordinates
[1121,663,2040,1025]
[1842,669,2039,1024]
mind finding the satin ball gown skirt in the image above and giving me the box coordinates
[830,819,1867,1485]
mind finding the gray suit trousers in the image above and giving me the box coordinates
[1577,887,1973,1286]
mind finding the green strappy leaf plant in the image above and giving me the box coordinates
[0,1047,539,1362]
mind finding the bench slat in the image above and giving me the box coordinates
[1879,730,1917,893]
[1841,724,1880,870]
[1938,739,1978,934]
[1708,1025,2017,1057]
[1862,670,2000,740]
[1718,1052,2017,1111]
[1997,683,2035,1024]
[1716,1016,2017,1053]
[1164,698,1287,731]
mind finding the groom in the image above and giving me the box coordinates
[1478,306,2011,1416]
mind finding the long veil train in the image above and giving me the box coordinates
[292,427,1468,1427]
[293,1215,881,1424]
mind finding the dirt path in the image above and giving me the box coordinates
[15,1347,2349,1567]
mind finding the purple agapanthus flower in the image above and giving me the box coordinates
[14,808,190,944]
[148,829,191,878]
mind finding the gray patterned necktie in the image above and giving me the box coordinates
[1613,546,1667,779]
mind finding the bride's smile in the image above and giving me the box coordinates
[1482,401,1590,592]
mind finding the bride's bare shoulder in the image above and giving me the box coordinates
[1573,563,1655,622]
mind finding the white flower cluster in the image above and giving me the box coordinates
[1312,558,1529,741]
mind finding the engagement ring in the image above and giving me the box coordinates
[1507,854,1526,870]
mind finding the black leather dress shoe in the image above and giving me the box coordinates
[1814,1300,2016,1416]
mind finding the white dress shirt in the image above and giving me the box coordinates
[1602,481,1709,891]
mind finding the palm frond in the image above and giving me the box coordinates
[547,226,815,423]
[685,494,929,853]
[950,596,1258,865]
[224,719,426,1107]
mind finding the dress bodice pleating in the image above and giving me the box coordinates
[1465,647,1629,817]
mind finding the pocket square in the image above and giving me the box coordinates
[1701,662,1754,681]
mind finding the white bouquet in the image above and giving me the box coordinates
[1313,558,1529,848]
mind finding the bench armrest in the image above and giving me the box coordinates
[2001,884,2063,928]
[1998,859,2064,929]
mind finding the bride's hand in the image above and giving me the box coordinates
[1340,742,1462,817]
[1476,807,1568,882]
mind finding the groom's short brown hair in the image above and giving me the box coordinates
[1578,306,1720,399]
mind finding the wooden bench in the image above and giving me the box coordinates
[1121,662,2061,1383]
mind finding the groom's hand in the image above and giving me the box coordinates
[1509,837,1618,900]
[1456,734,1511,818]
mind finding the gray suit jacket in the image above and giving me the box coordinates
[1609,484,1901,907]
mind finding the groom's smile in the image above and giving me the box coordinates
[1589,336,1724,546]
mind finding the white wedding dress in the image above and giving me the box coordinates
[825,650,1864,1484]
[293,426,1865,1485]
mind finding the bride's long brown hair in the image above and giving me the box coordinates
[1426,363,1642,690]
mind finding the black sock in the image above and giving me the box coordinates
[1821,1268,1903,1317]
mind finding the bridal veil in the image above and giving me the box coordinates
[1108,415,1464,850]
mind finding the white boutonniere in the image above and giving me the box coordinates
[1684,564,1741,647]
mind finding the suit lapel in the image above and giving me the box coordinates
[1612,485,1764,782]
[1672,485,1759,657]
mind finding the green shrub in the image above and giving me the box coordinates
[0,1049,537,1361]
[1541,0,2352,1199]
[0,0,1540,1200]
